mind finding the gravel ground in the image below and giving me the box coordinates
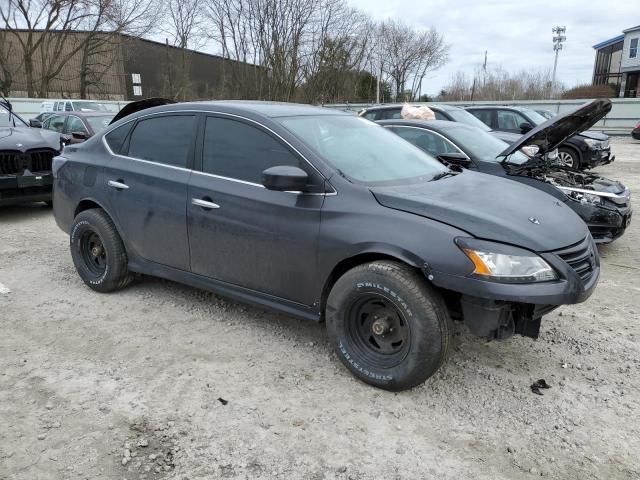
[1,136,639,480]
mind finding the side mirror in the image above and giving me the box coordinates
[519,122,533,133]
[71,131,88,140]
[262,165,309,192]
[29,119,42,128]
[437,152,472,167]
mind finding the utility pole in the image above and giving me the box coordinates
[551,26,566,98]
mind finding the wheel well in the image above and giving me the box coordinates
[74,199,102,218]
[320,253,420,319]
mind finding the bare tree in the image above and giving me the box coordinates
[439,66,559,101]
[78,0,159,98]
[376,19,449,102]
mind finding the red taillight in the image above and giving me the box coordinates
[636,121,640,128]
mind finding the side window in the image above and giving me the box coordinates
[496,110,526,131]
[378,109,402,120]
[104,123,133,154]
[202,116,301,184]
[469,109,492,126]
[391,127,460,158]
[362,111,377,120]
[127,115,197,168]
[65,102,73,112]
[46,115,65,133]
[54,102,62,112]
[64,116,87,134]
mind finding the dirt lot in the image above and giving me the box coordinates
[1,136,639,480]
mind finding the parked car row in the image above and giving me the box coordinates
[359,103,614,170]
[46,97,629,391]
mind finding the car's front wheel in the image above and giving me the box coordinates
[557,147,580,169]
[326,261,451,391]
[70,209,133,292]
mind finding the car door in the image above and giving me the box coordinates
[104,113,197,271]
[62,115,88,144]
[495,109,528,133]
[389,126,475,167]
[467,109,494,129]
[187,114,325,305]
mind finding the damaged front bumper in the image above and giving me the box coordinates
[431,236,599,340]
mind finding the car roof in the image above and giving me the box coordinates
[131,101,347,119]
[362,103,457,112]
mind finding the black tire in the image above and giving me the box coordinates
[326,261,451,391]
[70,209,133,292]
[558,147,580,169]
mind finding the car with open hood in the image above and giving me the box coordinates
[379,99,631,244]
[465,104,613,169]
[53,99,599,391]
[0,97,61,207]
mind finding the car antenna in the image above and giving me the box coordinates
[0,93,16,127]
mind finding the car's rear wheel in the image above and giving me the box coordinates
[70,209,133,292]
[557,147,579,169]
[326,260,451,391]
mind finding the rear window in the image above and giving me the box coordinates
[104,123,133,154]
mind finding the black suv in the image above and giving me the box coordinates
[465,105,613,169]
[0,98,61,207]
[53,100,599,390]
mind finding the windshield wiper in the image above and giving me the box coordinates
[431,170,456,181]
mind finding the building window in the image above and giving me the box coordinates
[132,73,142,84]
[133,85,143,96]
[631,38,638,58]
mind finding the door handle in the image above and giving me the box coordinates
[108,180,129,190]
[192,198,220,210]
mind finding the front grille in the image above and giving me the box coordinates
[0,149,55,175]
[554,236,597,282]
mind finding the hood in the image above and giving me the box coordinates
[110,97,176,124]
[578,130,608,141]
[0,126,60,152]
[500,99,611,157]
[371,170,588,252]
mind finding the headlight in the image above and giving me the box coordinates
[456,238,558,283]
[562,188,603,206]
[520,145,539,157]
[583,138,602,150]
[547,149,559,161]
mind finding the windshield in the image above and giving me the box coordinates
[442,124,530,165]
[72,101,110,112]
[0,104,28,127]
[446,109,492,131]
[86,115,114,132]
[518,108,548,126]
[279,115,448,185]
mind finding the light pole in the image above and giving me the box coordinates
[551,26,566,98]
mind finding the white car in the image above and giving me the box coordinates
[40,100,112,114]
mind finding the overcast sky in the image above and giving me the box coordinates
[346,0,631,95]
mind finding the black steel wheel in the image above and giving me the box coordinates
[70,208,133,292]
[346,295,411,369]
[80,231,107,276]
[326,261,451,391]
